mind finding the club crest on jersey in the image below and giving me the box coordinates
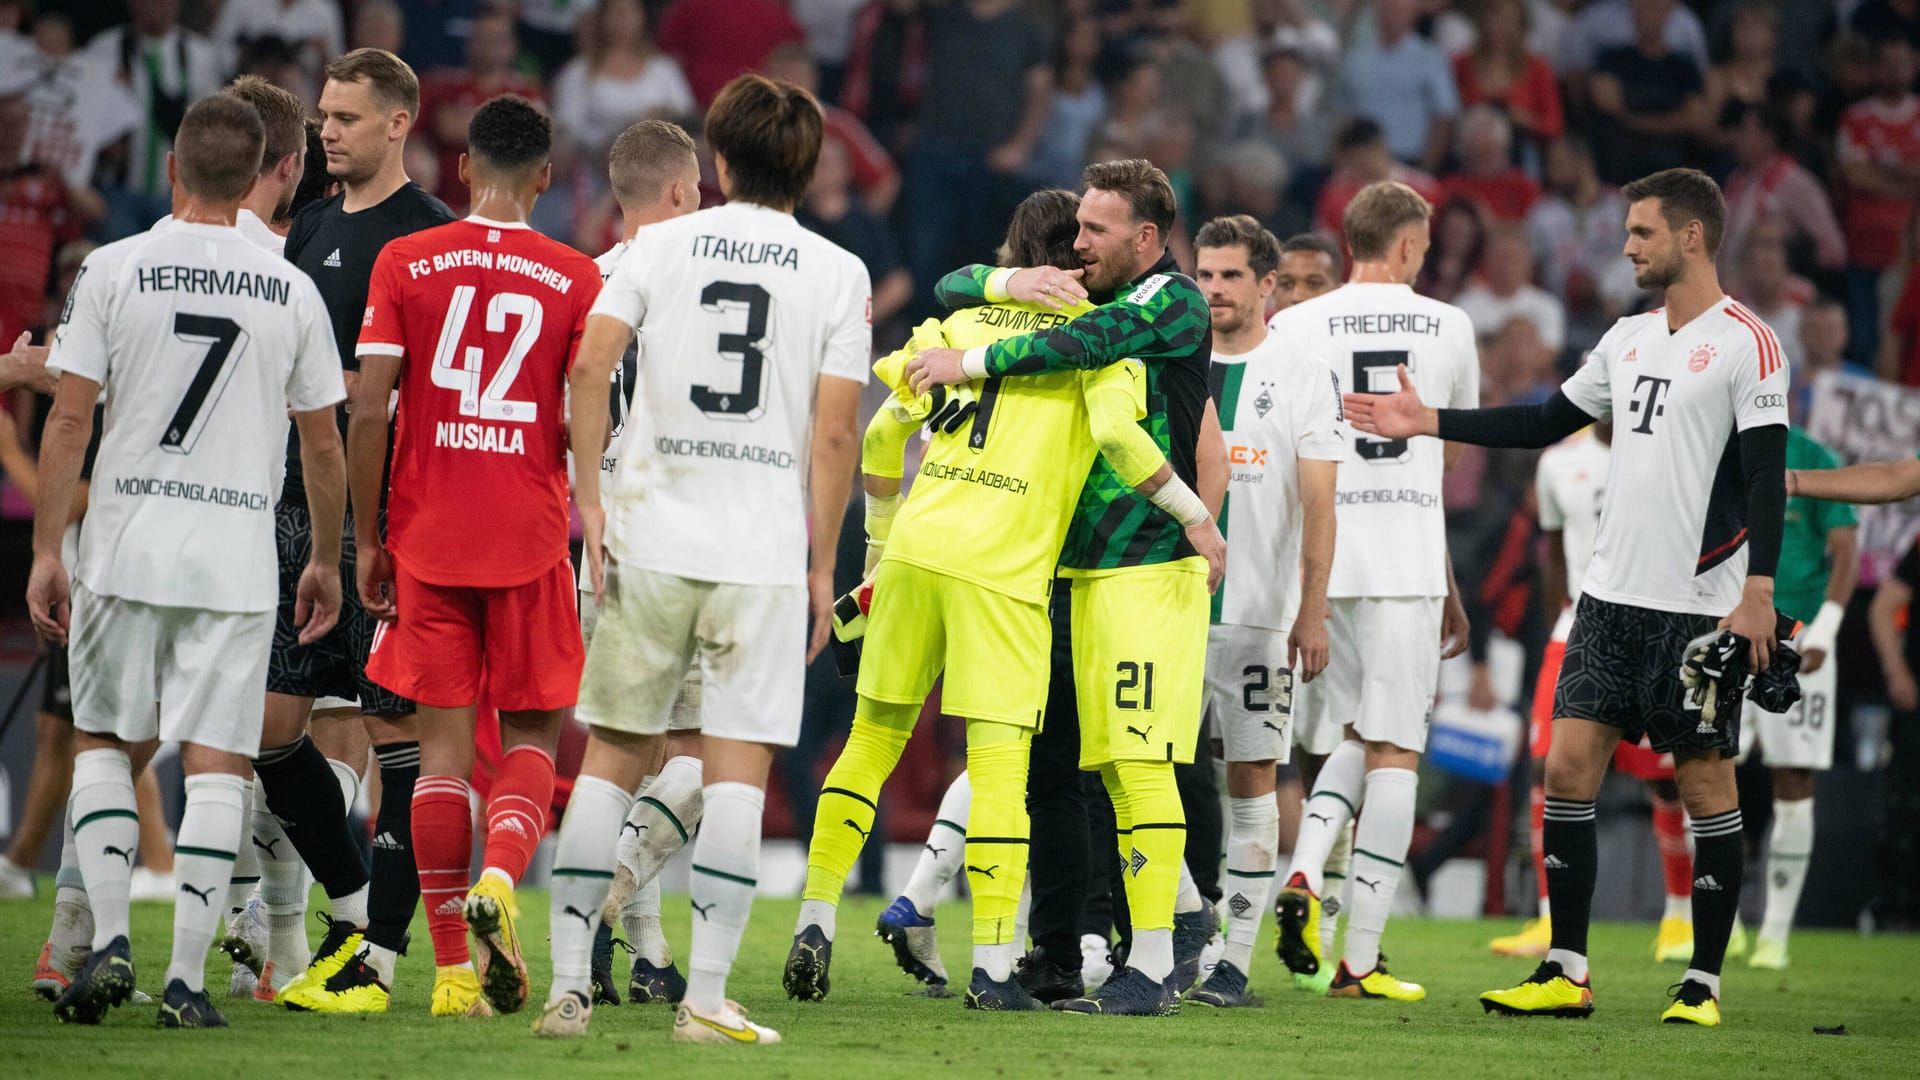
[1254,383,1274,418]
[1687,343,1716,373]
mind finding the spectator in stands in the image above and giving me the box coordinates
[1095,46,1164,156]
[1455,224,1567,353]
[210,0,343,83]
[515,0,586,78]
[1734,227,1812,354]
[0,85,82,347]
[792,0,867,101]
[1213,0,1338,126]
[1790,298,1863,423]
[839,0,927,156]
[764,42,901,215]
[1452,0,1565,158]
[392,0,478,72]
[901,0,1050,320]
[351,0,404,55]
[1228,44,1336,176]
[1526,134,1632,323]
[1497,315,1561,403]
[552,0,696,175]
[1722,102,1847,275]
[1313,117,1442,242]
[657,0,807,108]
[1851,0,1920,45]
[21,13,135,215]
[1443,105,1541,222]
[1024,15,1106,192]
[85,0,226,239]
[1837,36,1920,367]
[797,137,911,341]
[1587,0,1708,186]
[420,9,543,213]
[1699,0,1791,156]
[1416,195,1487,303]
[1557,0,1707,97]
[1339,0,1458,174]
[1207,139,1305,241]
[1879,212,1920,386]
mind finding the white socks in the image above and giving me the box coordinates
[1131,927,1174,982]
[327,757,361,815]
[1344,767,1416,975]
[254,779,310,975]
[1664,893,1691,922]
[903,771,970,914]
[169,772,248,992]
[796,898,838,941]
[1760,797,1814,944]
[547,774,633,1002]
[684,782,763,1014]
[1548,947,1589,982]
[1222,794,1279,974]
[608,756,704,914]
[1290,739,1366,897]
[1683,966,1721,997]
[225,778,260,917]
[1174,859,1205,915]
[70,748,138,950]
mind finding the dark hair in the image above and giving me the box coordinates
[609,118,697,207]
[1195,214,1281,277]
[1082,158,1176,237]
[1730,100,1792,148]
[225,74,304,174]
[998,189,1082,270]
[174,93,264,201]
[324,47,420,115]
[1334,116,1384,154]
[286,117,329,219]
[468,94,551,173]
[1282,231,1344,278]
[1621,168,1727,257]
[1345,180,1434,261]
[705,73,822,208]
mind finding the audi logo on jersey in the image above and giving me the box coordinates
[1753,394,1786,410]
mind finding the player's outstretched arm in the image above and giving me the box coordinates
[810,376,864,662]
[1345,365,1596,449]
[568,314,631,597]
[0,331,53,394]
[1791,456,1920,505]
[293,405,346,643]
[931,264,1087,312]
[25,371,95,645]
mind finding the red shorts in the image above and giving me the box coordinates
[1612,737,1676,780]
[1530,636,1564,758]
[366,558,584,712]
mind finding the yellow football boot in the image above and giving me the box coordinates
[465,874,529,1015]
[281,948,389,1013]
[1660,980,1720,1026]
[276,916,367,1011]
[1327,957,1425,1001]
[1747,937,1788,970]
[1489,917,1552,958]
[1652,917,1694,964]
[1273,873,1323,976]
[1480,960,1595,1018]
[432,964,494,1018]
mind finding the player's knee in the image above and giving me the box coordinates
[1224,759,1276,798]
[852,695,921,735]
[1772,767,1816,802]
[1672,753,1738,818]
[1542,750,1604,801]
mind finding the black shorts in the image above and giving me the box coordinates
[40,645,71,721]
[1552,594,1734,757]
[266,498,414,717]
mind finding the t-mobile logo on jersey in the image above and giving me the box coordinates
[1628,375,1673,435]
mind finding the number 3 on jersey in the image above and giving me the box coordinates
[430,284,541,423]
[694,281,770,421]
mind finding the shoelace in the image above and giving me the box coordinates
[309,912,356,965]
[1526,961,1565,984]
[1667,980,1713,1006]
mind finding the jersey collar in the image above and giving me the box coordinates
[464,214,530,230]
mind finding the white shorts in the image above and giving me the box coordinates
[68,580,273,757]
[577,563,804,746]
[1297,596,1442,755]
[1205,623,1295,763]
[1740,639,1837,771]
[580,587,702,732]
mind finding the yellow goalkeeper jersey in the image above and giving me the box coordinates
[868,298,1151,606]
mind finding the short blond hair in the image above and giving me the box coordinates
[609,119,697,208]
[1344,181,1433,261]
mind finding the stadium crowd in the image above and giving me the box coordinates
[1,0,1919,1012]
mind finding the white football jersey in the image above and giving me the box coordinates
[593,202,871,586]
[1211,331,1346,632]
[1559,297,1790,616]
[1269,282,1479,598]
[576,238,636,596]
[49,220,344,613]
[1534,429,1610,603]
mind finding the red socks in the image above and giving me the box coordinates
[1651,794,1693,901]
[1530,785,1548,907]
[482,745,554,882]
[412,776,474,967]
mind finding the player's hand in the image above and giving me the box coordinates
[1342,365,1435,440]
[580,504,607,598]
[1800,645,1826,675]
[1288,605,1329,683]
[1889,663,1920,712]
[1468,662,1498,712]
[906,347,969,396]
[806,565,835,664]
[0,331,53,394]
[1187,518,1226,593]
[26,553,70,645]
[1718,585,1776,672]
[1006,266,1087,310]
[294,559,342,645]
[355,542,397,623]
[1441,590,1470,660]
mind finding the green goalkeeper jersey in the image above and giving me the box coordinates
[933,249,1212,571]
[1776,426,1857,623]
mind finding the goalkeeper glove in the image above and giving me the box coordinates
[829,578,876,678]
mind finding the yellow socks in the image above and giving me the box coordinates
[801,698,916,907]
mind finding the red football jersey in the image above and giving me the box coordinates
[359,217,602,587]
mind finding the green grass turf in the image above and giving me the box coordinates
[6,888,1918,1078]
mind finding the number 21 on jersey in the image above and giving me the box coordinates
[430,284,542,423]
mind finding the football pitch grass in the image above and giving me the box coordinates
[6,890,1918,1078]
